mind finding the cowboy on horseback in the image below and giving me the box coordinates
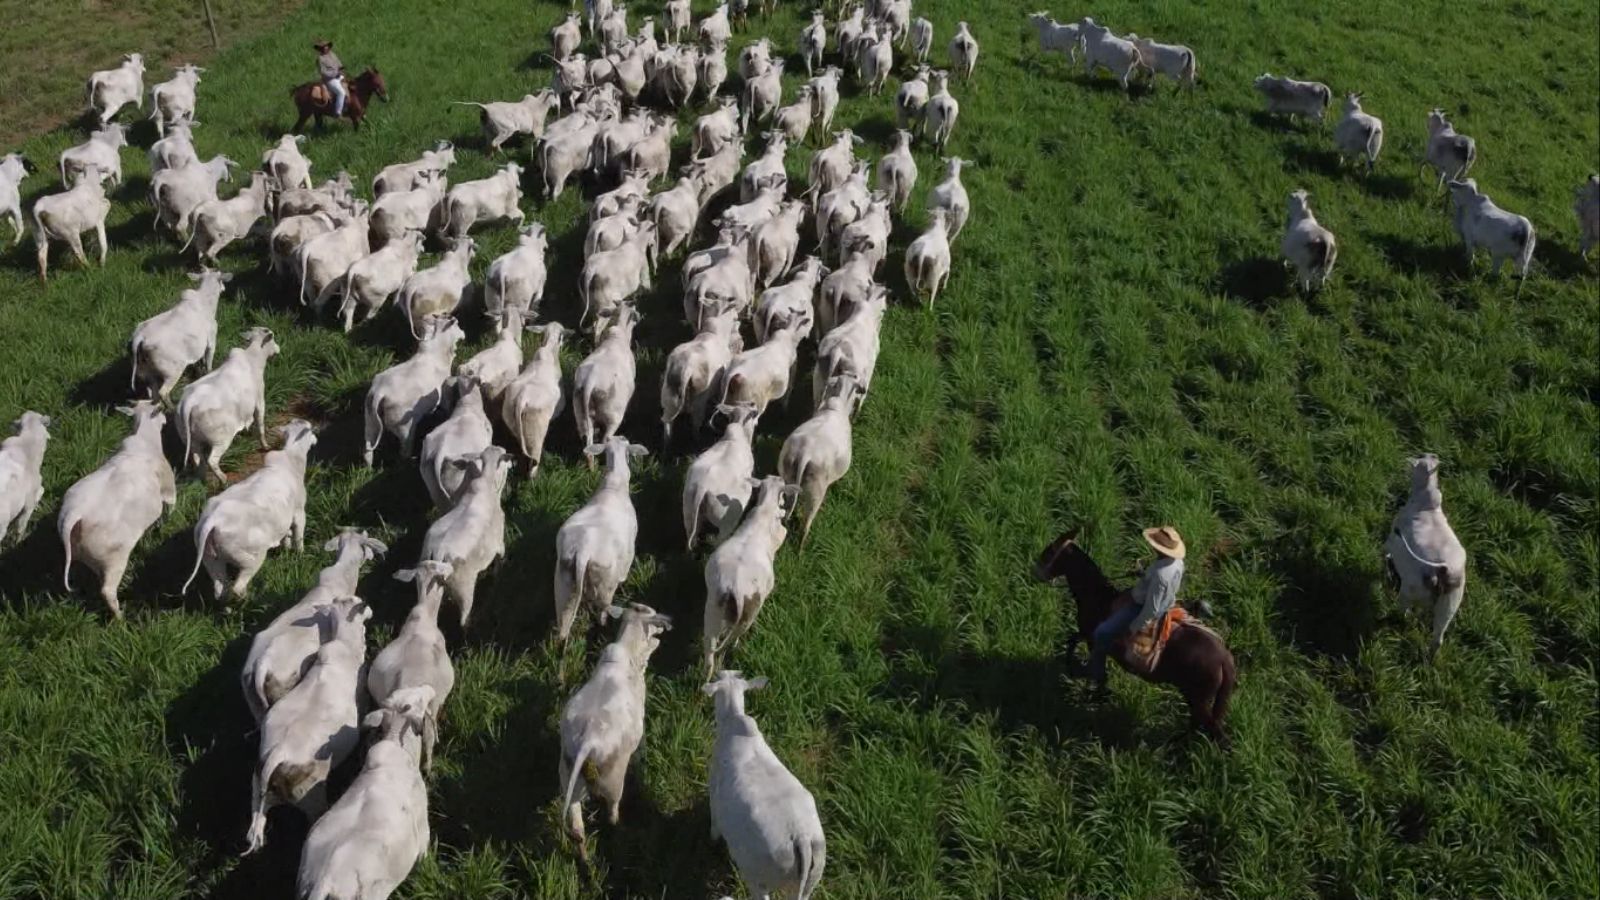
[313,39,346,117]
[1085,525,1186,687]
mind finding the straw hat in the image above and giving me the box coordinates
[1142,525,1186,560]
[313,39,334,51]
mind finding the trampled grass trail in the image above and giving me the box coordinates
[0,0,1596,898]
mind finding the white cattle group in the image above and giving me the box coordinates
[0,0,1590,896]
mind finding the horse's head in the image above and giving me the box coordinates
[361,67,390,102]
[1032,529,1080,583]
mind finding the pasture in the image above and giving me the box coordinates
[0,0,1596,897]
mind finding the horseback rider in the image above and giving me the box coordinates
[313,39,346,117]
[1085,525,1186,686]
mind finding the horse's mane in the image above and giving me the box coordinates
[1060,541,1120,606]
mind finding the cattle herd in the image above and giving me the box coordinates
[0,1,1596,898]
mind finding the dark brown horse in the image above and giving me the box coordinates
[1033,530,1238,748]
[289,67,389,132]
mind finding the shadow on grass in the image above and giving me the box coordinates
[1215,255,1287,308]
[1262,535,1381,661]
[1368,232,1466,279]
[68,354,134,408]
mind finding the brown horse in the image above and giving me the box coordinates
[1033,530,1238,748]
[289,67,389,132]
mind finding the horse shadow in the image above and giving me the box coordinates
[1214,254,1288,308]
[1262,537,1382,661]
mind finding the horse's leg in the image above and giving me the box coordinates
[293,113,309,134]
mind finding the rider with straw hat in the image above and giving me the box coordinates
[1085,525,1187,687]
[312,38,346,117]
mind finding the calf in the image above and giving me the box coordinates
[1384,455,1468,657]
[86,53,145,125]
[924,70,960,151]
[1127,34,1196,87]
[662,313,743,444]
[245,594,369,854]
[948,21,979,81]
[420,446,513,626]
[720,325,804,421]
[362,317,466,464]
[904,207,952,305]
[502,323,567,473]
[0,153,33,246]
[150,64,203,137]
[559,604,672,860]
[370,564,456,769]
[373,141,457,197]
[1577,174,1600,261]
[554,438,650,640]
[58,402,175,618]
[60,123,129,187]
[0,412,51,544]
[32,167,112,282]
[1281,189,1338,293]
[1448,179,1536,288]
[705,671,826,900]
[780,376,860,544]
[928,156,971,241]
[574,307,641,451]
[485,224,551,321]
[183,419,316,602]
[1079,19,1142,90]
[419,378,495,511]
[130,269,230,403]
[399,238,476,339]
[1254,73,1332,123]
[262,134,313,191]
[703,476,798,672]
[241,528,387,723]
[1333,93,1384,172]
[755,256,825,343]
[175,327,279,482]
[296,687,433,900]
[814,287,886,412]
[445,163,525,238]
[333,232,426,333]
[182,170,274,264]
[1423,109,1477,190]
[151,154,236,235]
[580,224,656,335]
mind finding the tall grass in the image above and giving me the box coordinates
[0,0,1595,898]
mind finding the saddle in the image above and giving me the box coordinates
[307,79,347,106]
[1110,591,1190,677]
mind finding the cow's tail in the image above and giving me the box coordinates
[562,739,597,815]
[1181,49,1197,85]
[795,833,826,900]
[181,514,217,595]
[129,334,144,391]
[1515,218,1536,277]
[61,513,82,591]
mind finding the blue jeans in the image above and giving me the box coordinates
[326,78,347,115]
[1086,603,1141,681]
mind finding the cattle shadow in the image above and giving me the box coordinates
[434,675,562,849]
[1359,172,1416,201]
[851,111,898,147]
[599,786,721,898]
[1367,232,1466,279]
[68,355,135,407]
[0,515,67,606]
[1537,240,1596,280]
[1077,75,1154,100]
[1280,143,1343,178]
[1215,255,1287,308]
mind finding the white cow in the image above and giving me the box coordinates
[877,130,918,213]
[150,64,204,137]
[363,317,466,464]
[808,67,843,136]
[800,11,828,76]
[816,250,877,337]
[1028,13,1081,61]
[895,66,931,131]
[1254,73,1332,122]
[0,153,34,246]
[419,378,495,511]
[182,170,274,264]
[665,0,692,42]
[774,85,815,144]
[1448,179,1536,287]
[372,141,458,197]
[662,313,743,444]
[780,376,859,544]
[1423,109,1478,189]
[705,671,826,900]
[0,412,51,544]
[1126,34,1196,87]
[485,224,551,321]
[333,232,427,333]
[182,419,316,602]
[1577,175,1600,261]
[682,401,759,549]
[175,327,279,482]
[60,123,129,186]
[755,256,825,343]
[580,225,656,336]
[295,211,370,308]
[151,154,236,235]
[419,446,513,627]
[814,286,886,413]
[245,594,370,854]
[1333,93,1384,172]
[740,133,790,203]
[32,167,112,282]
[262,134,313,191]
[1281,189,1338,293]
[85,53,145,125]
[459,93,562,155]
[924,70,959,151]
[502,323,567,472]
[444,163,525,237]
[551,11,583,60]
[573,306,641,451]
[241,528,387,724]
[553,437,650,641]
[129,269,229,403]
[908,17,935,65]
[720,326,804,422]
[58,402,175,618]
[928,156,971,241]
[558,604,672,860]
[148,122,200,175]
[1078,19,1142,90]
[702,476,798,673]
[296,687,433,900]
[904,208,953,305]
[948,21,979,81]
[370,563,456,769]
[647,175,702,257]
[399,238,476,339]
[1384,455,1468,657]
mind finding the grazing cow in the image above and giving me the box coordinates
[1384,455,1468,657]
[553,438,650,641]
[705,671,827,900]
[182,420,316,602]
[558,604,672,860]
[58,402,175,618]
[1281,189,1338,293]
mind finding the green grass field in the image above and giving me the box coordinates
[1,0,1596,897]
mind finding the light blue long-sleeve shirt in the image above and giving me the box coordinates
[1128,555,1184,632]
